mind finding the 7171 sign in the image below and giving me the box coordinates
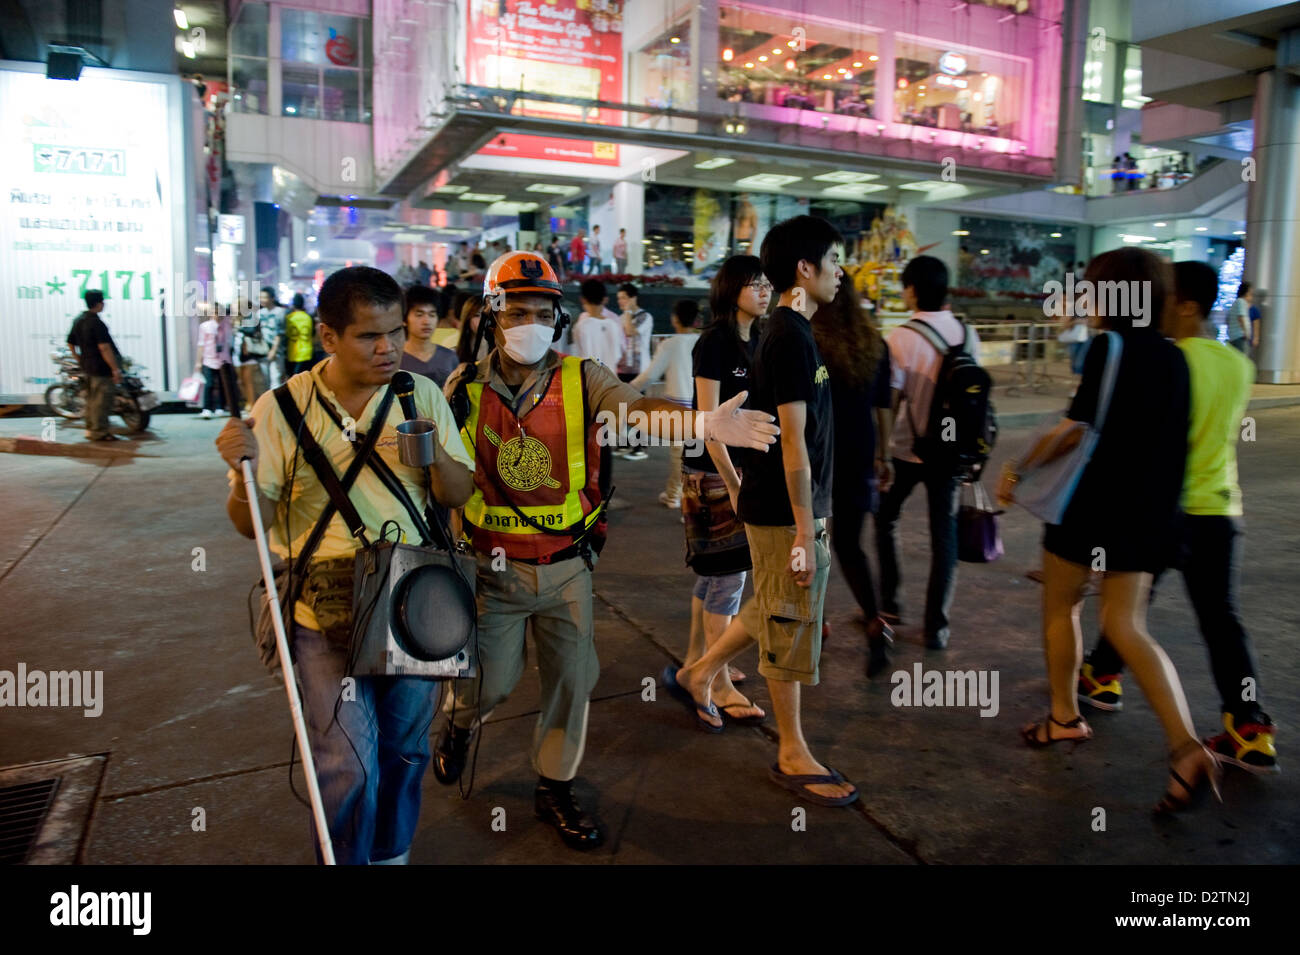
[64,267,154,300]
[33,144,126,177]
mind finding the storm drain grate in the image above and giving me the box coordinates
[0,778,60,865]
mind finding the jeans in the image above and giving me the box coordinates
[1089,515,1261,720]
[874,457,960,642]
[614,257,627,274]
[292,624,439,865]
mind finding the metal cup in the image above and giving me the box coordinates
[396,418,437,467]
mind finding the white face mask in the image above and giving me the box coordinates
[499,323,554,365]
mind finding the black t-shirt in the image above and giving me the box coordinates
[830,346,892,508]
[737,307,834,525]
[689,321,759,473]
[1044,328,1189,572]
[67,311,116,377]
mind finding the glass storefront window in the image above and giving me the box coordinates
[280,6,368,123]
[229,2,269,115]
[230,57,269,115]
[893,40,1026,139]
[717,3,879,117]
[281,8,362,67]
[323,69,360,122]
[955,218,1077,295]
[282,64,322,118]
[232,2,269,57]
[634,18,695,114]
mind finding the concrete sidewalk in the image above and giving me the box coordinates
[0,406,1296,865]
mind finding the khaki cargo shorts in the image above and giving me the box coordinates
[737,520,830,685]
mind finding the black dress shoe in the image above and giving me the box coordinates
[432,721,473,785]
[534,782,604,851]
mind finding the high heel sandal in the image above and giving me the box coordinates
[1155,741,1223,814]
[1021,714,1093,748]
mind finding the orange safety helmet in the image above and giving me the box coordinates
[479,249,569,344]
[483,250,564,301]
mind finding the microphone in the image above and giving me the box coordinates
[391,370,437,468]
[392,370,418,421]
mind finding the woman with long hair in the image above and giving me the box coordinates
[454,295,488,366]
[812,281,895,677]
[674,255,772,725]
[998,247,1218,813]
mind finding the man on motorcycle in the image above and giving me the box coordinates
[66,289,123,442]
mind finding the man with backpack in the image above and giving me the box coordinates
[874,256,991,650]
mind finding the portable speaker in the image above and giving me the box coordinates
[350,542,478,678]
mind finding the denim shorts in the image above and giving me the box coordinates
[692,571,747,616]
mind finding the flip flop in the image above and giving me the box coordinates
[767,764,859,807]
[661,664,723,733]
[717,699,766,725]
[727,666,747,685]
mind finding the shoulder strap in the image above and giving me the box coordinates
[903,319,953,357]
[312,389,434,546]
[274,383,391,548]
[1092,331,1124,433]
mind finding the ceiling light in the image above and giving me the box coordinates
[785,59,797,70]
[670,36,681,44]
[812,170,880,183]
[980,249,990,254]
[723,48,734,61]
[853,61,863,68]
[733,173,803,188]
[744,62,754,69]
[1233,230,1246,235]
[869,55,879,61]
[838,68,848,74]
[823,74,832,79]
[182,40,196,58]
[461,193,507,202]
[759,55,768,62]
[1153,221,1167,227]
[526,183,581,195]
[173,8,188,29]
[821,183,889,198]
[787,39,797,48]
[1050,232,1062,238]
[307,250,319,260]
[285,105,296,113]
[773,49,783,55]
[1195,226,1208,231]
[434,184,471,194]
[951,230,970,236]
[307,235,317,242]
[694,157,736,169]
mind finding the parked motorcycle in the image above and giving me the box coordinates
[44,345,159,433]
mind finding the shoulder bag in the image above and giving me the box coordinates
[1015,331,1123,525]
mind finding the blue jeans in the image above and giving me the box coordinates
[292,624,439,865]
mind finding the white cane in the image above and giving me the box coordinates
[240,457,337,865]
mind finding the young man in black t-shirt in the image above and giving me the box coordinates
[66,289,122,441]
[671,215,858,807]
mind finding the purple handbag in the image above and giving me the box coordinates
[957,480,1004,563]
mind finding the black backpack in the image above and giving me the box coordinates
[904,319,996,476]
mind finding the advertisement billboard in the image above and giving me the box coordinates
[466,0,624,165]
[0,68,178,396]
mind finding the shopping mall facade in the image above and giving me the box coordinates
[1,0,1297,400]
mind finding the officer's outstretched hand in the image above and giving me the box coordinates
[695,391,779,451]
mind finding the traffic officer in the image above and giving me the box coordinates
[434,249,777,849]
